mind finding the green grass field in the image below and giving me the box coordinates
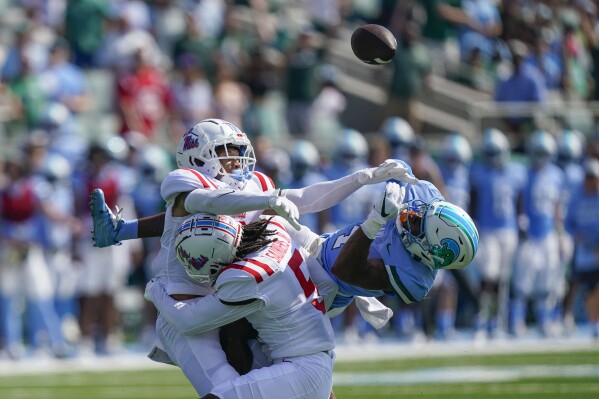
[1,348,598,399]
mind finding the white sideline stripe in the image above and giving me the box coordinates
[333,365,599,386]
[0,337,596,377]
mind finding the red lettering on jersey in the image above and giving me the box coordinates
[265,231,290,263]
[287,249,325,314]
[182,168,218,189]
[287,249,313,298]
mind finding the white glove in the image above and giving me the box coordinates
[361,182,405,239]
[355,159,420,186]
[268,196,301,230]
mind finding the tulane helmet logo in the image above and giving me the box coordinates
[432,238,459,268]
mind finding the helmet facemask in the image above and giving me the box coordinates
[396,200,435,268]
[212,142,256,190]
[397,200,479,270]
[176,119,257,190]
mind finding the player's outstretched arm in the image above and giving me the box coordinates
[184,188,301,229]
[282,159,418,214]
[138,213,167,238]
[89,189,166,248]
[331,183,404,290]
[144,278,263,335]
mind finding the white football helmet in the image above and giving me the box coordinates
[176,119,256,190]
[481,128,510,167]
[290,139,320,170]
[527,129,556,167]
[442,132,472,165]
[396,200,479,270]
[380,117,414,148]
[337,128,368,166]
[557,129,585,164]
[174,213,243,283]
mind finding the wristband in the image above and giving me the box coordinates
[360,218,382,240]
[115,219,139,241]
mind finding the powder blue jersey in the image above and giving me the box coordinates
[319,181,442,309]
[522,163,565,239]
[470,162,527,230]
[565,185,599,272]
[440,163,470,210]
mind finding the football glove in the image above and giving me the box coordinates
[361,182,404,239]
[355,159,420,186]
[268,196,301,230]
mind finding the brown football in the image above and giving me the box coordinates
[350,24,397,65]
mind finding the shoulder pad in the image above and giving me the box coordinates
[252,171,276,192]
[160,169,220,201]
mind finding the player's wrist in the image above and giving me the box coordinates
[115,219,138,241]
[361,217,382,240]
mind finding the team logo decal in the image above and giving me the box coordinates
[182,131,199,151]
[177,246,209,271]
[432,238,459,268]
[188,254,209,271]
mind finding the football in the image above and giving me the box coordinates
[350,24,397,65]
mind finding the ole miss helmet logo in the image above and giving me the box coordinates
[183,131,200,151]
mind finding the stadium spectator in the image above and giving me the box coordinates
[458,0,503,64]
[384,4,431,133]
[40,37,93,114]
[0,139,68,359]
[115,48,176,142]
[169,53,214,132]
[64,0,109,68]
[284,28,324,137]
[74,142,139,356]
[494,40,546,150]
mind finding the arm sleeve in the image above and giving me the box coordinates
[149,282,264,336]
[184,188,278,215]
[281,173,361,213]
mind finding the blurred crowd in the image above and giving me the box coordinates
[0,0,599,360]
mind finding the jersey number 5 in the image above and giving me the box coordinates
[288,249,326,314]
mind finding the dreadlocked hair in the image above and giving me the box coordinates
[234,217,278,260]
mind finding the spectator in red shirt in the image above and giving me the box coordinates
[116,48,177,142]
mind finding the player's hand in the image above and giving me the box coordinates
[355,159,419,186]
[268,196,301,230]
[371,182,404,223]
[361,182,404,239]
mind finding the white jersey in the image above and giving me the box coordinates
[154,168,277,296]
[215,219,334,359]
[149,218,335,360]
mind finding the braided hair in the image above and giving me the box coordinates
[234,218,278,260]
